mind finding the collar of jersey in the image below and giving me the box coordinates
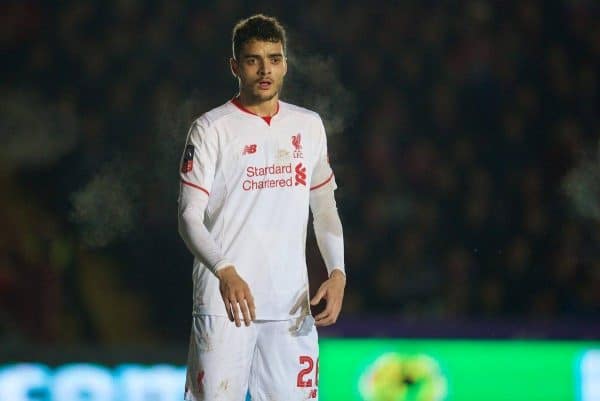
[230,96,280,126]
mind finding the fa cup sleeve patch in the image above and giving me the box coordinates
[181,144,194,173]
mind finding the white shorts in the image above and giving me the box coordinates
[184,315,319,401]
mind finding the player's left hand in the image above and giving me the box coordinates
[310,269,346,326]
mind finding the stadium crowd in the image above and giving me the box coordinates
[1,0,598,343]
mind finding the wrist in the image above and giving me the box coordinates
[329,268,346,282]
[215,264,236,280]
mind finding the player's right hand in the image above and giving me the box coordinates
[216,266,256,327]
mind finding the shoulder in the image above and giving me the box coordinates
[191,101,239,131]
[279,101,323,125]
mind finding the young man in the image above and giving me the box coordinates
[178,14,345,401]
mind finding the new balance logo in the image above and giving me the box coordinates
[295,163,306,186]
[243,144,257,155]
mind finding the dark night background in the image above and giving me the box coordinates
[1,0,598,347]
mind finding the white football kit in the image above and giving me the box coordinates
[178,98,344,401]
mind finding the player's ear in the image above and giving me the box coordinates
[230,57,239,78]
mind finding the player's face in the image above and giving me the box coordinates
[231,39,287,103]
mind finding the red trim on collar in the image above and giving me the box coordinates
[231,97,279,125]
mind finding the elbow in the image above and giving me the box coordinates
[178,204,204,236]
[177,209,188,240]
[177,213,185,239]
[313,210,344,237]
[178,205,195,239]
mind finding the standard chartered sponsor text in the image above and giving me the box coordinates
[246,163,293,177]
[243,163,296,191]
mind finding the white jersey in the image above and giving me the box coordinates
[179,99,336,320]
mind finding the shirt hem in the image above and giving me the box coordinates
[192,308,303,321]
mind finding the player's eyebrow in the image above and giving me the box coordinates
[242,53,284,59]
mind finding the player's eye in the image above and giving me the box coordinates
[245,58,256,65]
[270,57,282,64]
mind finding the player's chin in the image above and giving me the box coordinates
[254,90,277,101]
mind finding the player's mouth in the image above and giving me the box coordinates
[257,80,272,90]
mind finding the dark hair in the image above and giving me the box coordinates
[232,14,287,60]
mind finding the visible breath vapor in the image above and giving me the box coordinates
[284,50,355,137]
[153,95,211,194]
[70,94,209,248]
[0,91,78,170]
[562,140,600,221]
[70,158,141,248]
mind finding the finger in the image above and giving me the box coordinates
[315,311,338,327]
[223,296,234,322]
[315,299,341,321]
[315,317,334,327]
[314,309,330,321]
[246,294,256,321]
[310,286,327,306]
[314,298,334,320]
[240,297,252,327]
[230,297,242,327]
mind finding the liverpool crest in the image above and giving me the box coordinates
[292,133,303,158]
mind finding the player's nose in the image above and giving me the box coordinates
[258,61,271,75]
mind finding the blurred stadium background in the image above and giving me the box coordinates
[1,1,599,400]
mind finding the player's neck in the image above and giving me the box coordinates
[236,93,279,117]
